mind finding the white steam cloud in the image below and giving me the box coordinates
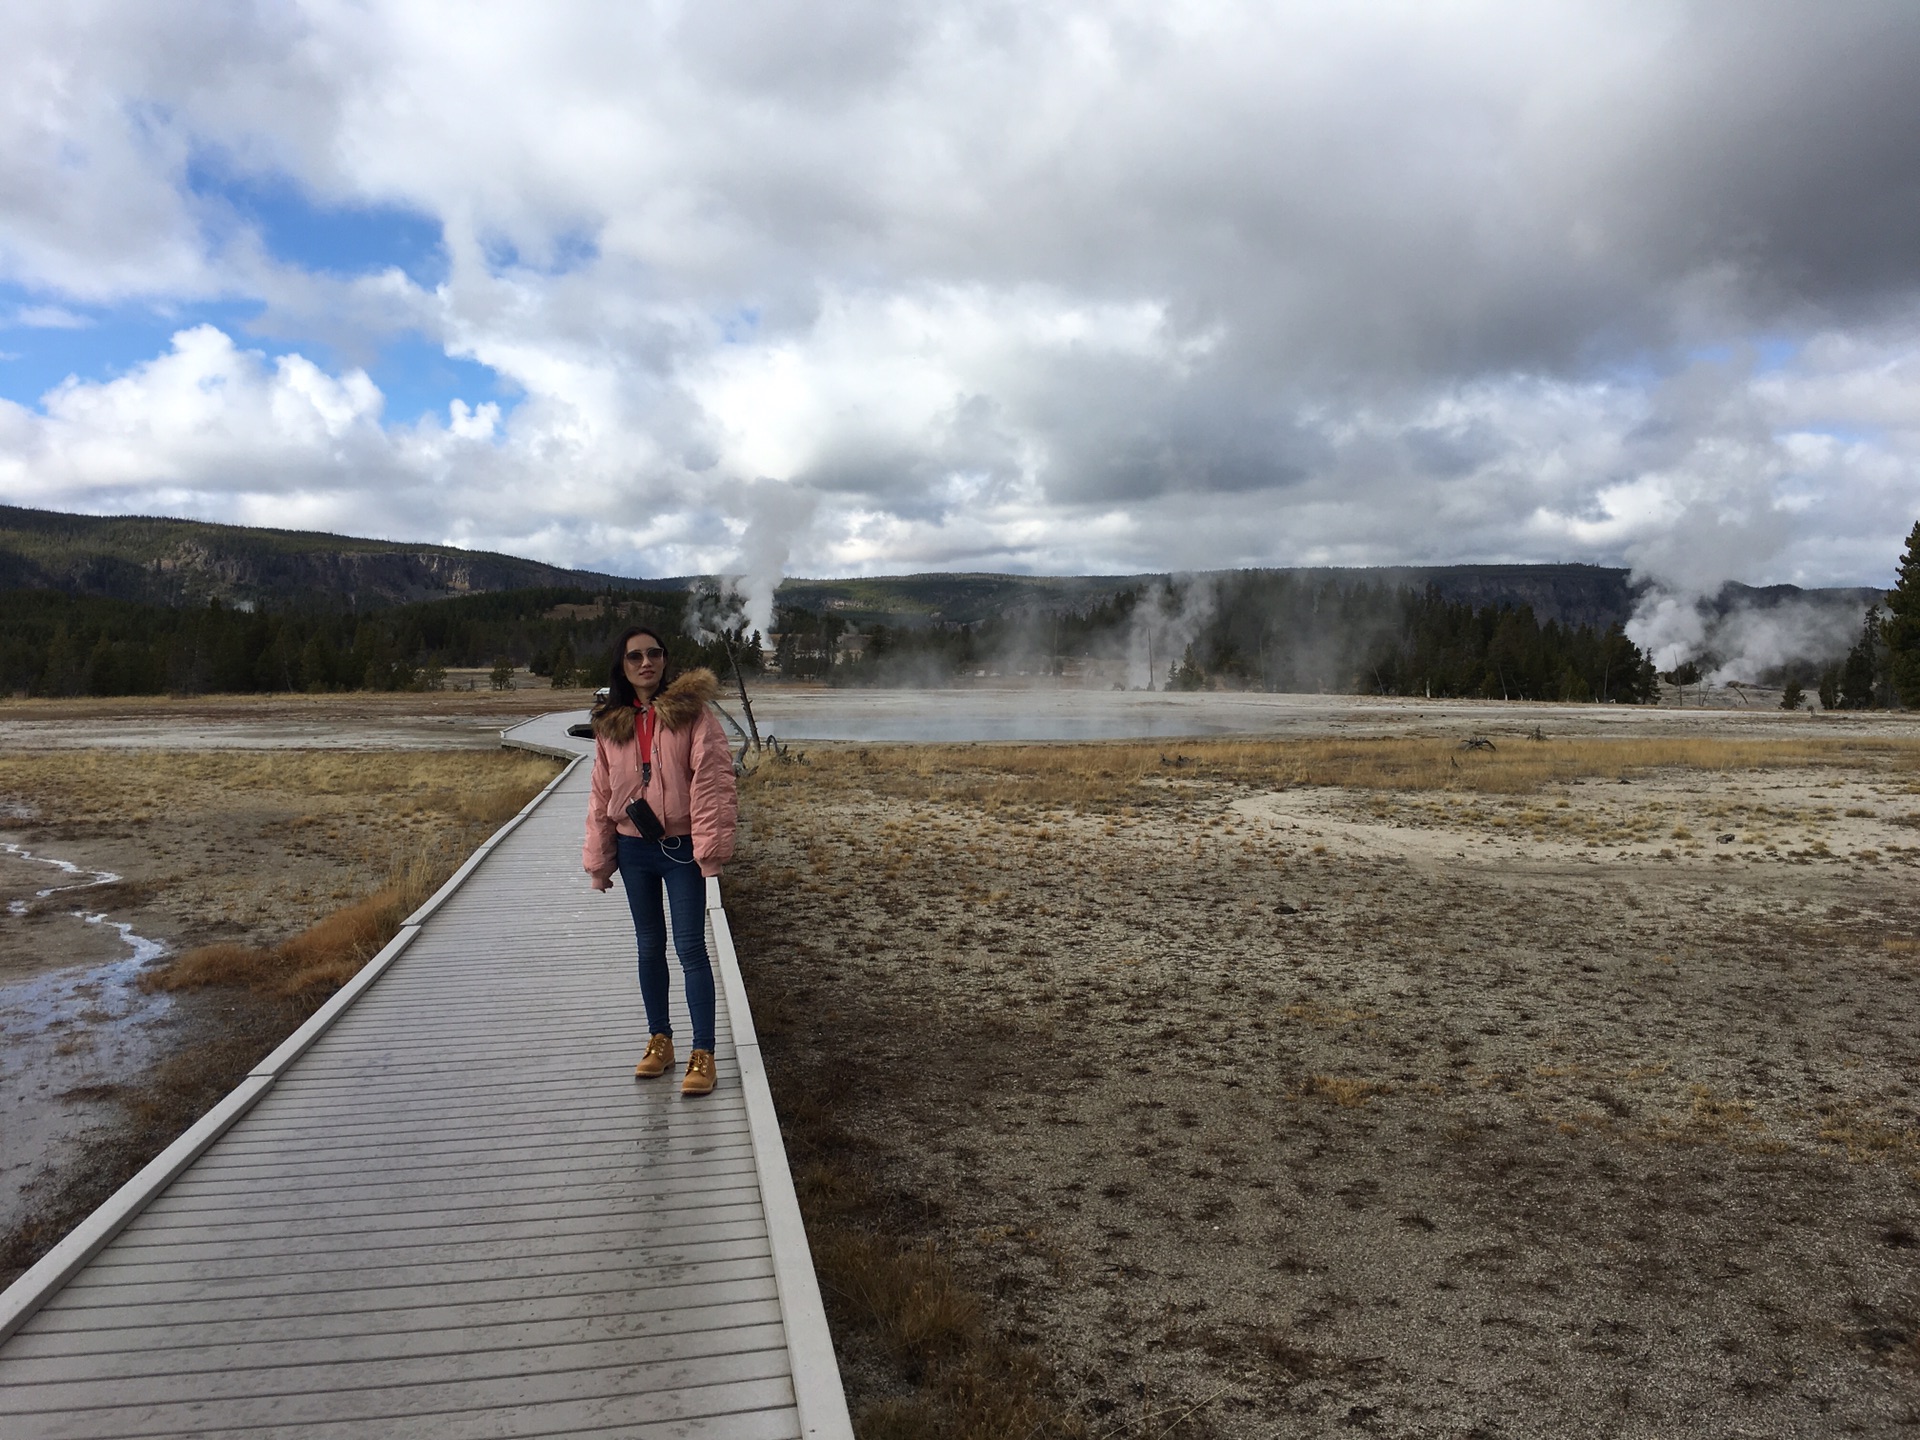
[730,480,817,642]
[1630,586,1874,685]
[1124,580,1216,690]
[682,578,747,647]
[1604,354,1890,682]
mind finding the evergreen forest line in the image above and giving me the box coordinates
[0,587,750,698]
[4,575,1659,702]
[7,519,1916,707]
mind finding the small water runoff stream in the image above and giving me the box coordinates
[0,842,174,1239]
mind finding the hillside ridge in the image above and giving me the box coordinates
[0,504,1882,626]
[0,504,662,609]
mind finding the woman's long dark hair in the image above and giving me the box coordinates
[605,626,675,707]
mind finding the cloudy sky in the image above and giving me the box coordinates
[2,1,1918,601]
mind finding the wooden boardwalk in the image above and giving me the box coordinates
[0,712,850,1438]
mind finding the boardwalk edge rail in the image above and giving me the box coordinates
[707,876,856,1440]
[0,751,584,1346]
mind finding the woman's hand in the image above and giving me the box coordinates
[590,873,613,892]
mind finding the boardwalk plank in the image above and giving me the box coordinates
[0,1320,791,1410]
[137,1179,763,1228]
[173,1124,754,1175]
[0,1290,784,1369]
[12,1355,795,1437]
[60,1221,772,1296]
[225,1079,746,1116]
[213,1100,749,1143]
[93,1200,769,1267]
[155,1384,803,1440]
[198,1118,756,1158]
[146,1147,761,1196]
[27,1255,777,1331]
[153,1147,759,1207]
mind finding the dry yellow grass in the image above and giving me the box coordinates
[146,846,449,1000]
[752,735,1920,814]
[0,748,558,824]
[157,895,396,999]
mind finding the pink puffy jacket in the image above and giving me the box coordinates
[582,668,739,882]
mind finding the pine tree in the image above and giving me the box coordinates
[1887,518,1920,709]
[1839,606,1881,709]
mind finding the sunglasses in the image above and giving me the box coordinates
[624,646,666,663]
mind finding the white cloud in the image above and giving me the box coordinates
[0,1,1916,590]
[9,306,90,330]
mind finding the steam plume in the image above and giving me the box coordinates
[1125,579,1216,689]
[732,480,816,642]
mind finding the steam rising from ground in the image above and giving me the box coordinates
[1628,585,1872,684]
[731,481,816,642]
[1123,581,1216,690]
[682,579,748,649]
[682,481,817,650]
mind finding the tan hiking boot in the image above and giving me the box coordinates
[681,1049,716,1097]
[634,1034,674,1079]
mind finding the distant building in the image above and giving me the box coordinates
[543,600,608,621]
[1066,657,1129,688]
[834,633,870,664]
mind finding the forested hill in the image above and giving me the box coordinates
[0,505,658,610]
[1,504,1879,628]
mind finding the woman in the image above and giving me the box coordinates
[583,626,738,1096]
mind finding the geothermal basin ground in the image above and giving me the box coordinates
[722,695,1920,1436]
[2,686,1918,1437]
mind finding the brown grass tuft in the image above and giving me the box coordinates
[147,849,448,1000]
[1301,1074,1392,1108]
[815,1233,983,1369]
[151,944,272,990]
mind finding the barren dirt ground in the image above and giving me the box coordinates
[728,728,1920,1437]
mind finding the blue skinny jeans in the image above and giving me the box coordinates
[614,834,715,1053]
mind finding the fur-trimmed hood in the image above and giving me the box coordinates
[590,667,720,741]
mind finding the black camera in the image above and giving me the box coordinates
[624,796,666,841]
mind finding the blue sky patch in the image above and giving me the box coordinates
[0,284,509,428]
[366,336,515,427]
[0,292,261,406]
[188,157,448,286]
[0,160,504,421]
